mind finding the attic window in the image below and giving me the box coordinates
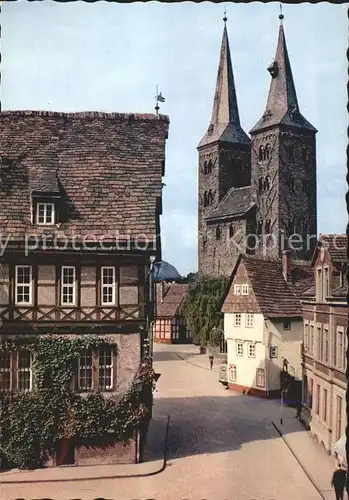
[241,284,249,295]
[283,320,291,331]
[36,203,55,225]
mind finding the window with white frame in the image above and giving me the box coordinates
[283,320,291,330]
[17,349,32,392]
[270,346,278,358]
[236,342,244,356]
[247,343,256,358]
[241,284,249,295]
[15,265,32,305]
[101,267,116,305]
[78,346,115,391]
[234,313,242,327]
[61,266,76,305]
[234,284,241,295]
[246,314,254,328]
[78,349,93,391]
[316,267,323,302]
[309,323,314,356]
[229,364,237,382]
[256,368,265,387]
[36,202,55,225]
[99,345,113,390]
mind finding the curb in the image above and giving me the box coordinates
[272,420,326,500]
[0,416,170,484]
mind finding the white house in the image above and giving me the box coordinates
[221,252,314,398]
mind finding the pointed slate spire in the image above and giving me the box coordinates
[250,16,316,134]
[198,17,250,148]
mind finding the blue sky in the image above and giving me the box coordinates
[2,1,347,275]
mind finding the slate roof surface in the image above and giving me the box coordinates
[0,111,169,243]
[332,284,347,298]
[156,283,189,318]
[206,186,254,220]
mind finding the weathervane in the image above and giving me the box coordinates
[279,3,284,23]
[223,6,227,25]
[155,84,165,115]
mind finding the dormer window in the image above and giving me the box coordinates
[37,202,55,225]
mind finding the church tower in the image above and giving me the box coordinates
[250,13,317,260]
[197,14,251,276]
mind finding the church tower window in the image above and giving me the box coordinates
[203,191,209,207]
[229,223,234,238]
[258,146,264,161]
[265,219,271,234]
[289,176,295,191]
[264,143,271,160]
[207,160,213,174]
[216,225,222,240]
[263,176,270,191]
[258,178,263,194]
[257,221,263,235]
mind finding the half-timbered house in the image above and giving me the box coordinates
[0,110,169,466]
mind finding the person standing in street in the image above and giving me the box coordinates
[331,463,347,500]
[207,345,214,369]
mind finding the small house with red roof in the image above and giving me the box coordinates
[153,283,192,344]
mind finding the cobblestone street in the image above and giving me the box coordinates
[1,344,335,500]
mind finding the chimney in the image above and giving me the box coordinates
[282,250,293,281]
[156,281,166,303]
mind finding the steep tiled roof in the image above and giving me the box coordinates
[317,234,347,263]
[0,111,169,245]
[206,186,254,221]
[332,284,348,298]
[156,283,189,318]
[223,255,311,318]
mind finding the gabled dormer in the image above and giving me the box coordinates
[30,169,61,226]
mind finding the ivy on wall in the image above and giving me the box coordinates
[0,336,155,470]
[182,277,228,346]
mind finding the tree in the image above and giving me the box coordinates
[182,277,228,346]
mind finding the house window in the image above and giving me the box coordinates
[256,368,265,387]
[308,378,313,409]
[78,346,115,391]
[336,395,343,441]
[247,343,256,358]
[323,388,328,423]
[283,320,291,330]
[0,350,11,392]
[0,349,32,392]
[78,349,93,391]
[15,265,32,305]
[270,346,278,358]
[309,324,314,356]
[236,342,243,356]
[246,314,254,328]
[315,384,320,415]
[37,202,55,225]
[316,326,323,361]
[234,314,242,327]
[101,267,116,305]
[61,266,76,305]
[323,327,329,364]
[234,284,242,295]
[336,327,345,370]
[229,364,237,382]
[241,284,249,295]
[99,345,113,391]
[304,322,309,353]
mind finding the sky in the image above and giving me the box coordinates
[1,1,347,275]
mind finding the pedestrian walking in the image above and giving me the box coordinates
[209,355,214,369]
[207,345,214,369]
[331,462,347,500]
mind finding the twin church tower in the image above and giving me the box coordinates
[197,13,317,277]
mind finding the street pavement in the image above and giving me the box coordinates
[0,343,336,500]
